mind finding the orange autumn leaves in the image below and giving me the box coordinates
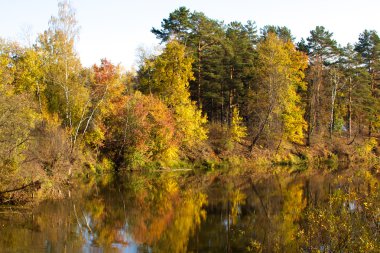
[105,92,179,168]
[93,41,207,168]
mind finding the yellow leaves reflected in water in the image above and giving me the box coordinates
[1,169,378,253]
[230,189,246,225]
[153,190,207,253]
[275,182,306,251]
[73,174,208,252]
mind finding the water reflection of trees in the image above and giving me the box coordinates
[188,169,379,253]
[78,173,208,252]
[0,172,208,252]
[0,169,378,252]
[300,170,380,253]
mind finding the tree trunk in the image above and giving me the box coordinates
[0,180,41,195]
[220,82,224,127]
[369,70,375,137]
[308,60,323,145]
[315,64,322,133]
[329,71,338,139]
[227,89,233,127]
[348,77,352,139]
[227,66,234,127]
[36,82,43,114]
[306,79,314,146]
[249,103,274,152]
[197,44,202,107]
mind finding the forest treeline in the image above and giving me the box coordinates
[148,7,380,147]
[0,2,379,201]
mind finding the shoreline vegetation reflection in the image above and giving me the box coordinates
[0,167,379,252]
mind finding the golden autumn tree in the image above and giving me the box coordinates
[37,0,89,150]
[0,40,43,192]
[250,33,308,149]
[230,107,247,143]
[281,41,308,144]
[147,40,208,148]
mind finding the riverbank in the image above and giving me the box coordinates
[1,131,379,206]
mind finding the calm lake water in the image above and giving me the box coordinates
[0,168,379,253]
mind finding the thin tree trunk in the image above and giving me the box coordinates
[0,180,41,195]
[197,43,202,107]
[249,103,274,152]
[369,71,375,137]
[227,89,233,127]
[72,80,109,150]
[63,55,73,148]
[315,65,322,133]
[329,71,338,139]
[220,82,224,127]
[82,85,109,136]
[228,66,234,127]
[306,79,314,146]
[348,77,352,139]
[72,99,91,150]
[36,82,43,114]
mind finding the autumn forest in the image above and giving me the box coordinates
[1,1,379,197]
[0,1,379,252]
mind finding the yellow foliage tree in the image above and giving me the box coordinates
[149,40,208,148]
[230,107,247,143]
[253,33,308,145]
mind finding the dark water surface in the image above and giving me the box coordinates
[0,168,379,252]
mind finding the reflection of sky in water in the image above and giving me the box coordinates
[111,229,140,253]
[82,245,103,253]
[349,201,356,211]
[348,201,363,212]
[222,205,242,230]
[79,219,145,253]
[111,239,138,253]
[82,227,97,253]
[223,218,229,230]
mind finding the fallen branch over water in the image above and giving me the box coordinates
[0,180,41,195]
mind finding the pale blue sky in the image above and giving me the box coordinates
[0,0,379,68]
